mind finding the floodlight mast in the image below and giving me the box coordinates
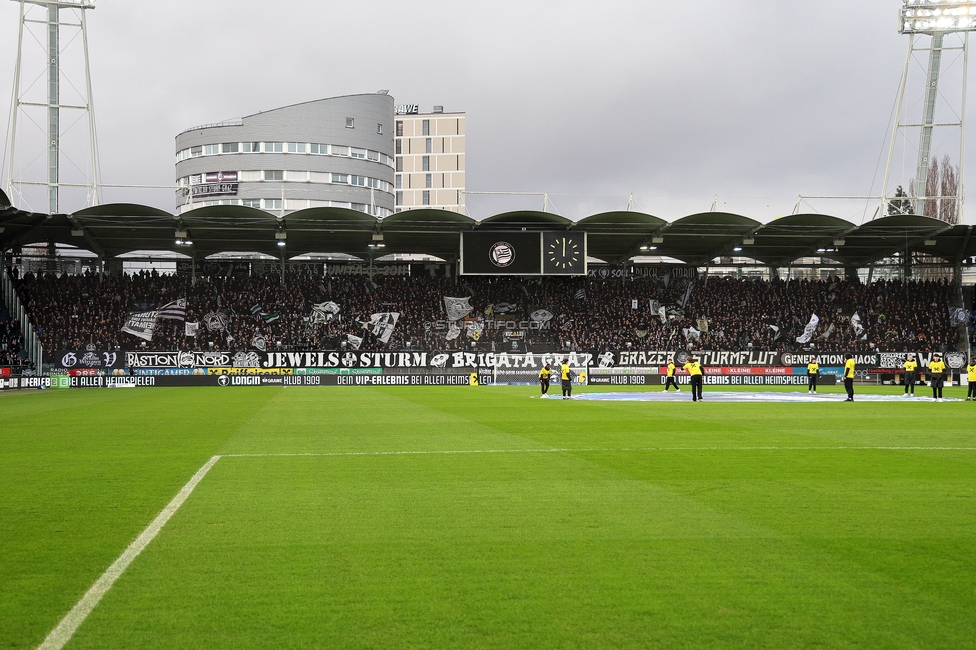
[5,0,99,214]
[880,1,976,221]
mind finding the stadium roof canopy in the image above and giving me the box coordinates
[2,189,975,267]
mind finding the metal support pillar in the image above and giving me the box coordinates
[915,32,944,216]
[47,3,59,213]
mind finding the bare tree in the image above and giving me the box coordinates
[911,154,958,223]
[939,154,958,224]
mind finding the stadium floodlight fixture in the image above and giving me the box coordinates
[742,237,755,245]
[900,1,976,34]
[175,229,188,239]
[372,233,384,241]
[733,246,743,252]
[833,239,846,246]
[651,236,664,244]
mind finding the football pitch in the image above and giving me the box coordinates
[2,384,975,649]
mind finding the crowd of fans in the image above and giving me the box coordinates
[0,295,29,369]
[2,266,968,368]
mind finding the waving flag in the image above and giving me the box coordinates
[157,298,187,321]
[796,314,820,344]
[443,296,473,321]
[367,312,400,344]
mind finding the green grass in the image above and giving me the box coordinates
[1,384,975,649]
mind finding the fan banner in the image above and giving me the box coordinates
[121,310,158,341]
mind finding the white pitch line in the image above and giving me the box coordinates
[37,455,222,650]
[223,446,976,458]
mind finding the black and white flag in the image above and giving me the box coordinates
[574,288,586,300]
[949,307,970,328]
[185,322,200,337]
[157,298,187,321]
[796,314,820,344]
[851,312,865,338]
[367,312,400,344]
[443,296,473,321]
[529,308,553,323]
[679,281,695,309]
[309,301,340,325]
[203,311,230,332]
[121,310,158,341]
[346,334,363,350]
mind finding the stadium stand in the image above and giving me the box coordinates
[8,268,958,354]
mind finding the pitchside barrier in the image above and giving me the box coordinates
[10,348,969,390]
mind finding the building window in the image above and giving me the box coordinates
[426,174,432,188]
[242,199,261,208]
[190,146,202,157]
[396,191,403,206]
[395,140,402,155]
[345,117,355,128]
[396,120,403,137]
[203,144,219,155]
[221,142,239,153]
[367,150,379,162]
[331,145,348,157]
[351,175,366,186]
[263,199,282,210]
[426,138,432,154]
[422,119,430,136]
[351,148,366,159]
[310,144,319,154]
[264,170,283,181]
[396,157,403,172]
[332,174,347,184]
[189,174,202,185]
[377,123,383,135]
[264,142,283,153]
[422,156,429,171]
[422,190,430,205]
[241,142,258,152]
[395,175,402,189]
[287,142,306,153]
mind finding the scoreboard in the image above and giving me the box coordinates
[460,231,587,276]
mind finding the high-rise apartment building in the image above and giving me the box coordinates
[394,106,465,214]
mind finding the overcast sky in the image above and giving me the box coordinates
[1,0,971,223]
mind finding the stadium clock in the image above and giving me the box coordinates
[543,232,586,275]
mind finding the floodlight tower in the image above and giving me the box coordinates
[5,0,99,214]
[880,1,976,221]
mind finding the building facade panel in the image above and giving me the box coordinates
[175,94,395,216]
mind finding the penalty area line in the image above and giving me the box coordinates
[37,455,222,650]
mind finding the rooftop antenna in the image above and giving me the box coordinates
[5,0,100,213]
